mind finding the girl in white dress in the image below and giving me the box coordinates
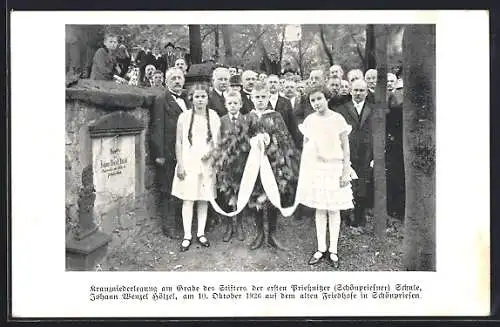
[171,84,221,251]
[296,85,356,268]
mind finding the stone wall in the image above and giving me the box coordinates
[66,80,164,250]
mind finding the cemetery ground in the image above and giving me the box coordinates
[100,209,404,272]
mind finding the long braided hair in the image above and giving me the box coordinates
[187,83,213,146]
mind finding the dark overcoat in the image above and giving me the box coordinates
[150,90,190,193]
[335,101,374,198]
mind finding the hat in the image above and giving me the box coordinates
[229,74,242,86]
[164,42,175,49]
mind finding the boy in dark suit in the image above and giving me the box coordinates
[217,91,249,242]
[90,33,118,80]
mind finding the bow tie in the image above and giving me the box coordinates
[171,92,182,99]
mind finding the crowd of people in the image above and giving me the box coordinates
[90,33,406,269]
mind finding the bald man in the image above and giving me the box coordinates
[208,67,231,116]
[347,69,364,85]
[335,79,374,230]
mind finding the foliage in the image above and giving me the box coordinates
[209,119,251,210]
[101,24,403,77]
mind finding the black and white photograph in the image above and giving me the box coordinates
[64,23,433,272]
[11,10,489,317]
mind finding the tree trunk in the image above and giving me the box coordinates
[221,25,233,65]
[189,25,202,64]
[214,25,220,61]
[298,39,304,78]
[365,24,376,70]
[319,25,333,66]
[279,25,286,63]
[372,25,391,238]
[402,25,436,271]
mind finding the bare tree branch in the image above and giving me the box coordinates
[350,33,365,63]
[318,25,333,66]
[279,25,286,62]
[201,27,215,42]
[240,27,269,58]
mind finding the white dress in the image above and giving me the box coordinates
[171,109,221,201]
[296,111,355,211]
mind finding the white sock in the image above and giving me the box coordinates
[182,200,194,240]
[315,209,328,253]
[328,209,341,256]
[196,201,208,237]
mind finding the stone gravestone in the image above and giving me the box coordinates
[66,111,145,270]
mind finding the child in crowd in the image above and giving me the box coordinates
[214,91,250,242]
[171,84,221,251]
[245,82,300,250]
[141,64,156,87]
[296,85,356,268]
[151,70,164,88]
[90,33,119,81]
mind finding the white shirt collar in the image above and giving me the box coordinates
[353,99,365,115]
[229,112,240,119]
[214,88,224,97]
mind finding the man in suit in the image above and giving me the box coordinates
[266,75,302,149]
[156,42,176,75]
[282,79,302,123]
[208,67,230,117]
[150,68,189,239]
[335,79,374,231]
[240,70,257,114]
[218,91,249,242]
[364,69,377,104]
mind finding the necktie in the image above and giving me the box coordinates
[231,115,237,123]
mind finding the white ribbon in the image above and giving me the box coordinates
[209,132,358,218]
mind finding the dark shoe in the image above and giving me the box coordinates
[308,251,326,265]
[268,233,289,251]
[163,226,182,240]
[196,235,210,247]
[222,223,233,242]
[179,238,192,252]
[235,220,245,241]
[327,252,340,269]
[249,231,264,250]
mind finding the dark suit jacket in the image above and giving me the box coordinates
[240,90,254,115]
[328,94,351,110]
[294,95,315,124]
[267,96,302,149]
[335,101,374,198]
[219,113,250,137]
[150,90,190,193]
[90,47,116,81]
[366,90,376,104]
[208,89,227,117]
[156,53,177,74]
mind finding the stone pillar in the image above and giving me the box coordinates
[66,166,112,271]
[66,110,145,270]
